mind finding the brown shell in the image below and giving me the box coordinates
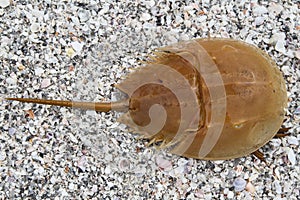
[6,38,287,160]
[117,38,287,160]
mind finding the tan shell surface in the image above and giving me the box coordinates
[117,38,287,160]
[189,38,287,160]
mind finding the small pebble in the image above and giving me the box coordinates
[18,65,25,71]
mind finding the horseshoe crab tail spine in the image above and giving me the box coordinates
[5,98,129,112]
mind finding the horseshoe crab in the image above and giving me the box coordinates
[6,38,287,160]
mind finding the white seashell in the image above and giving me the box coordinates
[273,180,282,194]
[78,9,90,22]
[77,156,87,172]
[59,38,67,46]
[134,165,147,177]
[254,16,265,26]
[233,177,247,192]
[173,165,185,175]
[29,126,36,134]
[68,182,75,190]
[295,50,300,60]
[30,23,40,33]
[118,158,131,171]
[92,185,98,193]
[68,132,78,143]
[246,182,256,194]
[86,110,96,116]
[104,166,112,175]
[287,148,296,165]
[99,5,110,15]
[0,0,10,8]
[253,5,268,15]
[270,32,286,44]
[34,67,44,76]
[0,151,6,161]
[45,54,58,63]
[145,0,155,8]
[287,136,299,146]
[31,9,44,20]
[294,106,300,114]
[275,40,286,54]
[71,41,84,53]
[281,65,290,75]
[227,191,234,198]
[29,34,41,43]
[194,189,204,198]
[268,3,284,15]
[8,127,16,135]
[140,13,152,21]
[283,182,292,193]
[271,138,282,147]
[155,155,172,171]
[50,176,57,184]
[274,167,281,180]
[6,77,17,85]
[235,165,244,175]
[41,78,51,88]
[62,117,69,126]
[0,36,11,46]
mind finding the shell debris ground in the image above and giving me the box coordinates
[0,0,299,199]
